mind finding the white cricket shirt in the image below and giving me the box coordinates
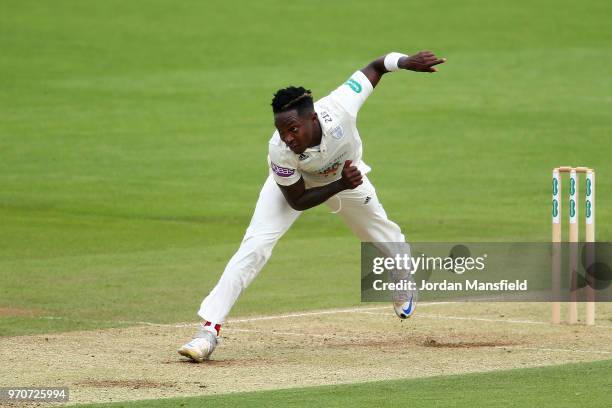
[268,70,373,188]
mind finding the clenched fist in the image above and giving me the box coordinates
[340,160,363,190]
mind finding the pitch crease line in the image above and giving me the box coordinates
[353,311,612,329]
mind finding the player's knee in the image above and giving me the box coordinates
[253,244,273,263]
[233,235,277,268]
[386,222,405,242]
[223,249,268,288]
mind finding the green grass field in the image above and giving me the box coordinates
[1,0,611,406]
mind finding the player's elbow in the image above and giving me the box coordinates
[282,195,310,211]
[277,179,309,211]
[286,199,307,212]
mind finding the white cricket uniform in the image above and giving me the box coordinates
[198,70,409,324]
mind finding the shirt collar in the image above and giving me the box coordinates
[305,105,331,153]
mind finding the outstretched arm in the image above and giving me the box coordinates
[360,51,446,88]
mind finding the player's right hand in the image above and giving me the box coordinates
[403,51,446,73]
[340,160,363,190]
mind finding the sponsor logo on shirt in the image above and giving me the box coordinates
[318,153,347,178]
[319,161,341,177]
[345,78,362,93]
[271,162,295,178]
[298,153,309,161]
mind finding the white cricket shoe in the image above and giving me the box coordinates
[393,291,416,320]
[178,329,218,362]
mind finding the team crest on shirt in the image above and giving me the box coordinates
[330,125,344,140]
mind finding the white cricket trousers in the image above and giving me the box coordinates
[198,174,407,323]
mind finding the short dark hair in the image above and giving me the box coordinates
[271,86,314,115]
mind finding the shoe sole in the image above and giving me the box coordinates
[177,347,205,363]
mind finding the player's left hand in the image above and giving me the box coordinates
[402,51,446,73]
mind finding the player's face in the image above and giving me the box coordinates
[274,110,318,154]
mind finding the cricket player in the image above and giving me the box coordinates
[179,51,446,362]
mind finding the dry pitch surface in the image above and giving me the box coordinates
[2,302,612,406]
